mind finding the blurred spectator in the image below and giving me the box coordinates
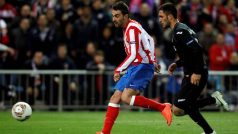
[209,33,234,92]
[217,14,229,33]
[46,8,60,44]
[180,0,203,32]
[91,0,111,35]
[73,5,99,52]
[209,33,233,70]
[10,18,31,68]
[24,51,48,105]
[129,0,157,15]
[30,14,58,57]
[49,43,77,105]
[9,4,36,30]
[99,25,119,66]
[55,0,76,29]
[224,23,236,48]
[86,50,113,105]
[24,51,48,70]
[0,0,17,23]
[226,0,237,25]
[77,41,97,69]
[86,50,113,72]
[49,43,76,70]
[198,22,217,55]
[60,22,74,56]
[46,8,60,33]
[200,0,213,24]
[209,0,232,24]
[32,0,56,17]
[134,2,162,42]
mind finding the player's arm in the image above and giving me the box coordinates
[168,54,179,75]
[114,28,138,81]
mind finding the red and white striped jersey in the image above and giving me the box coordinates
[115,19,156,73]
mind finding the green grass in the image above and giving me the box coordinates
[0,111,238,134]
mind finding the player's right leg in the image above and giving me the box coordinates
[121,88,172,126]
[211,91,229,110]
[97,90,122,134]
[194,91,229,111]
[174,72,215,134]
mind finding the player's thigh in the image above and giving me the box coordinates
[109,90,122,104]
[125,64,154,91]
[121,88,140,104]
[174,73,208,109]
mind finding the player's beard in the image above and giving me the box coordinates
[160,16,170,29]
[114,21,122,27]
[113,19,124,28]
[162,20,170,29]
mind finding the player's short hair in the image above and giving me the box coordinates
[159,3,177,19]
[112,1,129,15]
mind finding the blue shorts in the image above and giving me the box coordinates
[114,63,154,92]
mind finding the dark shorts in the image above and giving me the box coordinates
[114,64,154,92]
[174,71,208,110]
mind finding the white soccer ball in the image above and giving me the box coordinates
[12,102,32,121]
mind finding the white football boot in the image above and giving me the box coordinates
[211,91,229,111]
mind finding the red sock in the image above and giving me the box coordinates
[130,95,165,112]
[102,103,120,134]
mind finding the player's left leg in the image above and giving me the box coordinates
[121,88,172,126]
[174,71,215,134]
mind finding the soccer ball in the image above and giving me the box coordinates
[12,102,32,121]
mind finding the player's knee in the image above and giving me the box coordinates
[110,92,121,104]
[121,94,131,105]
[173,106,185,116]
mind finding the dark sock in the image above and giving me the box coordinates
[186,108,213,134]
[196,95,216,108]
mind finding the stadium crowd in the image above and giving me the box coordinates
[0,0,238,107]
[0,0,237,71]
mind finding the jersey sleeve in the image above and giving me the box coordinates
[114,28,139,73]
[174,29,205,74]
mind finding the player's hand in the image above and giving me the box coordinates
[190,73,201,86]
[168,63,177,75]
[154,62,161,74]
[114,72,120,82]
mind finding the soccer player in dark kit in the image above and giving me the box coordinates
[158,3,229,134]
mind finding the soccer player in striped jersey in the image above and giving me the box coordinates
[97,1,172,134]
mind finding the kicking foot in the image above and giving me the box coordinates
[201,130,216,134]
[211,91,229,111]
[161,103,172,126]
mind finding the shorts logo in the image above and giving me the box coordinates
[129,84,135,87]
[176,31,183,34]
[178,99,186,102]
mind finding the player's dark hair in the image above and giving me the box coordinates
[112,1,129,15]
[159,3,177,19]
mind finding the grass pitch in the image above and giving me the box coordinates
[0,111,237,134]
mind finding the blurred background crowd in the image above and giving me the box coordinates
[0,0,237,72]
[0,0,238,108]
